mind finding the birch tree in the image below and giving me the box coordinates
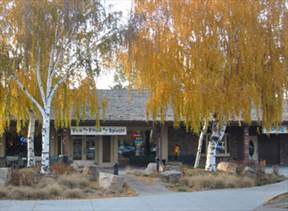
[121,0,288,171]
[0,0,123,174]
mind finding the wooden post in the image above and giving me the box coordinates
[243,127,250,164]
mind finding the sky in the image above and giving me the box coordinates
[96,0,132,89]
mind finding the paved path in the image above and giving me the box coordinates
[0,180,287,211]
[266,166,288,177]
[125,175,170,196]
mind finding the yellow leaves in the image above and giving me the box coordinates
[122,0,288,132]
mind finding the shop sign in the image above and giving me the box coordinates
[71,126,127,136]
[262,126,288,134]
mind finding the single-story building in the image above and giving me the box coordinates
[0,90,287,166]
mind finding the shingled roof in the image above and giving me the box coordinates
[96,89,174,121]
[81,89,288,123]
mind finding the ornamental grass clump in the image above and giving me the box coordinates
[57,174,90,189]
[182,174,255,191]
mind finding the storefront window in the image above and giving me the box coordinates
[118,130,156,159]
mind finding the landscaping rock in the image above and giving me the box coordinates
[217,161,238,174]
[242,166,256,177]
[165,162,183,172]
[272,165,279,176]
[0,168,11,185]
[144,163,158,175]
[82,165,99,181]
[98,172,125,192]
[71,162,81,172]
[160,170,182,183]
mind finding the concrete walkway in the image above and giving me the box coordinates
[0,179,287,211]
[125,175,170,196]
[265,166,288,177]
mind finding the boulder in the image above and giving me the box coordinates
[160,170,182,183]
[0,168,11,185]
[272,165,279,176]
[242,166,256,177]
[217,162,238,174]
[82,165,99,181]
[165,162,183,172]
[98,172,125,192]
[71,162,81,172]
[144,163,158,175]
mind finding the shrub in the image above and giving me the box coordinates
[6,186,35,199]
[0,188,7,198]
[51,161,75,175]
[30,189,49,199]
[37,177,55,189]
[58,174,89,189]
[183,168,208,177]
[255,173,285,186]
[63,188,83,199]
[9,168,40,186]
[182,174,255,190]
[45,183,62,196]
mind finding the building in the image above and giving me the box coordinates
[0,90,287,166]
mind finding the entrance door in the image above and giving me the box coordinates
[86,137,96,160]
[103,136,111,163]
[249,136,258,162]
[73,138,82,160]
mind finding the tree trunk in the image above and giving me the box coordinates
[27,110,36,167]
[194,121,208,168]
[205,121,226,172]
[40,110,51,174]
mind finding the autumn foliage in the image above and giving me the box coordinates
[122,0,288,131]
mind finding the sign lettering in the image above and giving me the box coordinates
[71,126,127,136]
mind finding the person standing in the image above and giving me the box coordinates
[173,144,181,161]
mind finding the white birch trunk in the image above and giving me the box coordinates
[40,109,51,174]
[194,121,208,168]
[27,110,36,167]
[205,121,227,172]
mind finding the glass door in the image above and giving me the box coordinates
[73,138,82,160]
[86,137,96,160]
[102,136,111,163]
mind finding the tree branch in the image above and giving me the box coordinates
[36,46,46,106]
[13,75,45,116]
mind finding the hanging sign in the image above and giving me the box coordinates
[71,126,127,136]
[262,126,288,134]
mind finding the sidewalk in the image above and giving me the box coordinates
[125,175,170,196]
[0,179,287,211]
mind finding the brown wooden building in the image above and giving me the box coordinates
[0,90,287,166]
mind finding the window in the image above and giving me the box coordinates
[201,133,230,156]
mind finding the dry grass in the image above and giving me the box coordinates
[51,161,75,175]
[0,167,136,200]
[10,168,41,186]
[264,192,288,208]
[255,173,286,186]
[63,188,83,199]
[4,186,49,200]
[57,173,90,189]
[181,174,255,191]
[165,167,285,192]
